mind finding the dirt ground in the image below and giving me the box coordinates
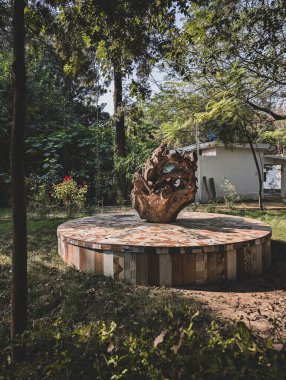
[177,240,286,346]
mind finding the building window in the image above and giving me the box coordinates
[264,164,281,194]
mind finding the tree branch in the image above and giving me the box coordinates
[246,99,286,120]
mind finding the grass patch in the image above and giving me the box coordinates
[0,209,286,379]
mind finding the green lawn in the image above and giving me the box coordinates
[0,208,286,379]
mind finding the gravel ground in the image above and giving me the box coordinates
[178,241,286,345]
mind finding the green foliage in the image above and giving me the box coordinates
[185,0,286,92]
[206,201,217,213]
[144,79,263,149]
[36,0,188,101]
[52,176,88,217]
[27,179,53,219]
[183,0,286,122]
[193,77,260,146]
[26,123,115,204]
[26,52,95,134]
[8,315,286,379]
[147,83,207,147]
[144,0,285,157]
[120,105,159,182]
[260,124,286,155]
[0,38,110,206]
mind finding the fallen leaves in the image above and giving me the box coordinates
[154,330,167,348]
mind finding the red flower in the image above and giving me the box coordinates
[64,175,73,181]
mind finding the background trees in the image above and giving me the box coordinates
[1,0,285,214]
[139,0,286,209]
[183,0,286,120]
[32,0,188,202]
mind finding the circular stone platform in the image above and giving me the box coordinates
[57,212,271,287]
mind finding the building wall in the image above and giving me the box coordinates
[197,146,264,202]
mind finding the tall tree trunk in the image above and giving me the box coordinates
[11,0,27,361]
[113,66,126,203]
[243,125,264,211]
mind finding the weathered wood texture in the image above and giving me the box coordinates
[57,213,272,287]
[131,144,197,222]
[58,235,271,287]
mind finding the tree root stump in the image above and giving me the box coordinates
[131,144,198,223]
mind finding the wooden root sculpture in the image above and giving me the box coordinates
[131,144,198,223]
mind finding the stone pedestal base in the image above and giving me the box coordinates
[57,212,271,287]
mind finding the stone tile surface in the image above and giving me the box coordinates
[57,212,271,250]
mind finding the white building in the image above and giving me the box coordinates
[179,142,286,203]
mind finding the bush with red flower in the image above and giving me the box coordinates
[52,176,88,216]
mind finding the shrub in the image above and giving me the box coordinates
[221,177,241,210]
[207,201,217,213]
[52,176,88,217]
[27,176,53,218]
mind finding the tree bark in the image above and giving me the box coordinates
[243,125,264,211]
[113,66,126,203]
[11,0,27,361]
